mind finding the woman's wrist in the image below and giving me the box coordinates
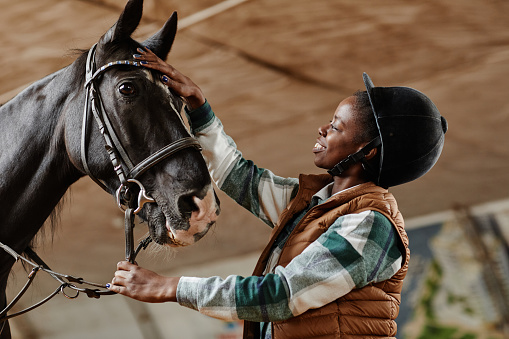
[185,90,206,111]
[164,276,180,302]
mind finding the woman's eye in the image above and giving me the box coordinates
[119,82,136,96]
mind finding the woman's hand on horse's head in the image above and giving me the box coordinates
[107,261,180,303]
[134,47,206,110]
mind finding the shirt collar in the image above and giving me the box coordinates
[312,182,362,205]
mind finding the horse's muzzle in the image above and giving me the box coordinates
[166,186,220,247]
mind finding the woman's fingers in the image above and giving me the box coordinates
[107,261,136,295]
[107,262,179,303]
[134,49,183,83]
[106,281,130,297]
[135,47,157,61]
[107,261,132,289]
[133,48,166,71]
[132,47,205,109]
[134,48,173,72]
[117,260,137,271]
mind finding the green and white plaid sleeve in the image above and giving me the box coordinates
[177,210,403,322]
[185,101,299,227]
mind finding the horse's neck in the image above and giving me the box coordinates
[0,67,83,253]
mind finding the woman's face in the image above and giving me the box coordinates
[313,96,365,170]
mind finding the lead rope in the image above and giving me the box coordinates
[0,236,152,327]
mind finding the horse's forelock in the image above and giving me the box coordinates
[66,41,143,93]
[98,38,142,63]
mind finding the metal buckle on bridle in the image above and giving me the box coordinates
[116,179,155,214]
[115,178,155,263]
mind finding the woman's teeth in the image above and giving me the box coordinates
[314,143,325,151]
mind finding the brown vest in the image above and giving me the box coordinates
[244,175,410,339]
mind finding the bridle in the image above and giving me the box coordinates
[81,43,202,262]
[0,43,202,328]
[82,44,202,192]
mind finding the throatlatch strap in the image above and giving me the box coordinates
[327,136,381,177]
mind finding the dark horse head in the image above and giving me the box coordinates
[71,1,220,247]
[0,1,218,336]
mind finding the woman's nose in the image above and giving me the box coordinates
[318,124,328,136]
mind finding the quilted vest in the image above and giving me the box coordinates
[244,174,409,339]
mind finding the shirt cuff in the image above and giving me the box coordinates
[185,100,214,131]
[176,276,201,311]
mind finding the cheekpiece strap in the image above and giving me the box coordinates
[327,136,381,177]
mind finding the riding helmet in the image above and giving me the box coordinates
[363,72,447,187]
[327,73,447,188]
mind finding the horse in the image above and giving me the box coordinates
[0,0,220,337]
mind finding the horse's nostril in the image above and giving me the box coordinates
[178,188,220,224]
[177,195,198,217]
[192,189,219,222]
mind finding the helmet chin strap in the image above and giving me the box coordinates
[327,136,381,177]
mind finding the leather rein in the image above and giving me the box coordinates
[0,43,201,326]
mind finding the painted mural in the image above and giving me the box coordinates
[398,203,509,339]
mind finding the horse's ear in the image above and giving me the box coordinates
[142,11,178,60]
[100,0,143,44]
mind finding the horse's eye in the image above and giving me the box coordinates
[119,82,136,96]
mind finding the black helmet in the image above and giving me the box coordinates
[328,73,447,188]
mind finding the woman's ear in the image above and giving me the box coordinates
[365,146,378,161]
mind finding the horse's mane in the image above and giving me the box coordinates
[28,49,89,252]
[29,196,67,253]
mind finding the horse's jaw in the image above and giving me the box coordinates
[143,185,220,247]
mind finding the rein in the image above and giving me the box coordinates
[0,239,150,324]
[0,43,201,326]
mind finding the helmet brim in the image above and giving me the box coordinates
[362,72,384,186]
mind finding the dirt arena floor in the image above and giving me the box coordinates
[1,0,509,336]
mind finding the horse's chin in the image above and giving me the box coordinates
[142,208,190,247]
[142,196,218,248]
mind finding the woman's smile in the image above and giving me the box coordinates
[313,140,326,153]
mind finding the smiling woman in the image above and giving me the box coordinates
[314,91,381,189]
[313,95,379,188]
[107,41,447,339]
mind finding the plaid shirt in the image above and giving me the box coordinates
[177,102,403,335]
